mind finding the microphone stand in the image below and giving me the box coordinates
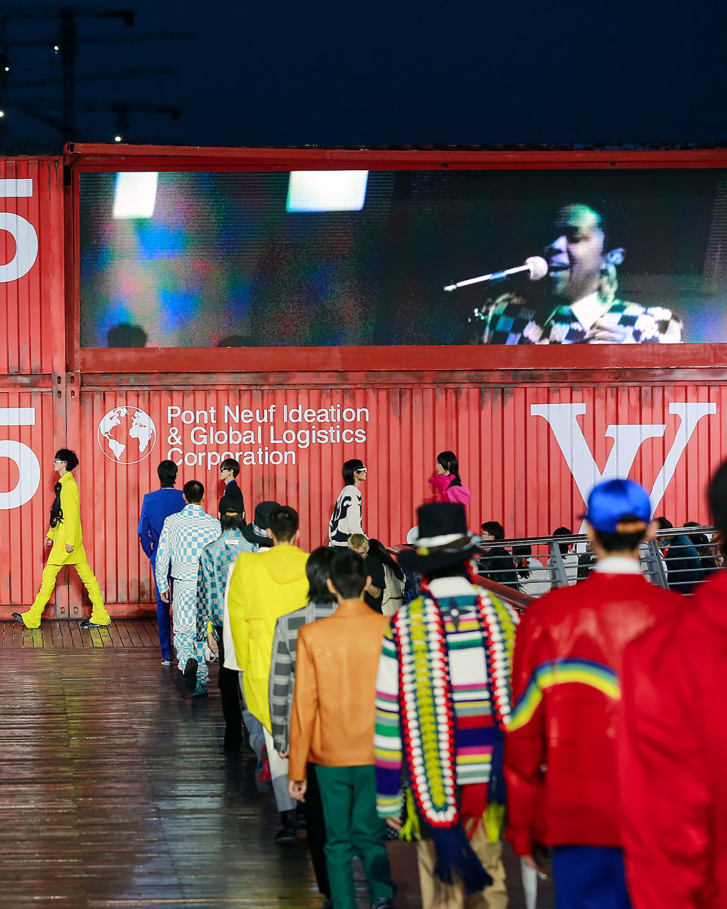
[444,263,533,292]
[444,256,548,293]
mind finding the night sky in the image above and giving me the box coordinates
[2,0,727,152]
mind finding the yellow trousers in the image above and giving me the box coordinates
[416,831,508,909]
[21,558,110,628]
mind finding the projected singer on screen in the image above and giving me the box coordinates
[474,203,684,344]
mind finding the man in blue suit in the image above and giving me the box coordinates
[139,460,186,664]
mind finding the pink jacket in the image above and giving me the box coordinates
[428,474,471,508]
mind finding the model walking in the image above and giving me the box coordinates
[428,450,471,508]
[328,458,367,547]
[14,448,111,630]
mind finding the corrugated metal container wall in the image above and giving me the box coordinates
[4,149,727,618]
[0,389,56,609]
[72,381,725,616]
[0,157,67,617]
[0,158,64,376]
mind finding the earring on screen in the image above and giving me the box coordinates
[604,247,625,266]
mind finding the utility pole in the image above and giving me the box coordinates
[0,7,189,149]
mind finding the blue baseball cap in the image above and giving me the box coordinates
[583,478,652,533]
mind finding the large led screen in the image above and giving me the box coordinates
[79,168,727,347]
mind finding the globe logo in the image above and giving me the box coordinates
[97,406,157,464]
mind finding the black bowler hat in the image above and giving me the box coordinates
[242,500,281,548]
[398,503,480,573]
[219,493,243,516]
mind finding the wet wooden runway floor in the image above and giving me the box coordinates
[0,622,554,908]
[0,617,161,650]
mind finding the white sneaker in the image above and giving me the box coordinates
[203,644,217,663]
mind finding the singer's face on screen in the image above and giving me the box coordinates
[544,203,606,302]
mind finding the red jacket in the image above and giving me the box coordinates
[620,571,727,909]
[505,566,680,856]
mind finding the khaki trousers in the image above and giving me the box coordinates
[416,827,507,909]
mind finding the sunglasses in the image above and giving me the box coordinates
[355,467,368,474]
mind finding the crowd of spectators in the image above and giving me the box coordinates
[472,517,723,597]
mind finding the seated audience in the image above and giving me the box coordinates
[684,520,721,579]
[477,520,519,589]
[512,543,550,597]
[548,527,579,586]
[656,516,704,593]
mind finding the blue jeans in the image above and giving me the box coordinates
[240,673,265,758]
[151,556,173,660]
[552,846,632,909]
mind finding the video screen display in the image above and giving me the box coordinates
[79,167,727,347]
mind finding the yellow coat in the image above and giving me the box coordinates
[228,544,309,732]
[46,472,88,565]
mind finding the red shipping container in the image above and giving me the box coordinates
[2,147,727,618]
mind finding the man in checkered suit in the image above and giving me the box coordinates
[156,479,221,695]
[475,202,683,345]
[195,494,258,743]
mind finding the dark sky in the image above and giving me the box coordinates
[3,0,727,152]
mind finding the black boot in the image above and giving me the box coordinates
[222,731,241,753]
[239,723,255,756]
[274,809,297,844]
[295,802,307,830]
[183,658,198,694]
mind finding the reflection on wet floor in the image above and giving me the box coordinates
[0,630,553,907]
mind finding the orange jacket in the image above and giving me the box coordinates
[288,599,389,780]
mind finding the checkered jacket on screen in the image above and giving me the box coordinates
[154,503,221,592]
[195,528,256,639]
[476,292,683,345]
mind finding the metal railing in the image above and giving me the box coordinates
[506,526,723,595]
[391,526,723,605]
[388,545,534,612]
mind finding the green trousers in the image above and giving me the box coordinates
[315,764,395,909]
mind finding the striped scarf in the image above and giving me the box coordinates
[389,570,518,890]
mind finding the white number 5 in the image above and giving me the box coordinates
[0,408,41,509]
[0,179,39,282]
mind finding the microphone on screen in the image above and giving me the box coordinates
[443,256,549,292]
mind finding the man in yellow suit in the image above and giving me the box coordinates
[227,505,308,845]
[14,448,111,630]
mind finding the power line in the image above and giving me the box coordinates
[0,6,189,149]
